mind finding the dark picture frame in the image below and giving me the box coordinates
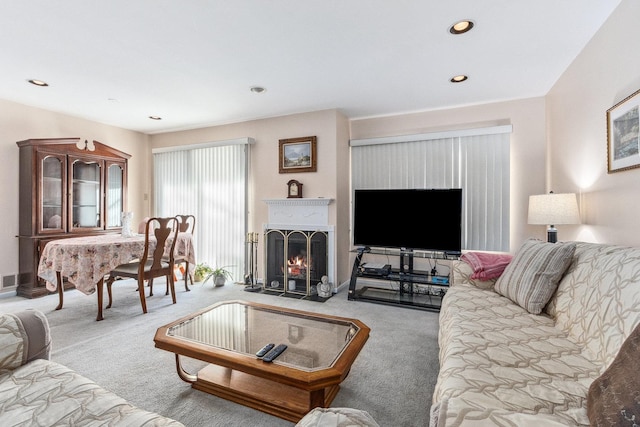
[279,136,317,173]
[607,88,640,173]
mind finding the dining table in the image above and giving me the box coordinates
[37,232,196,321]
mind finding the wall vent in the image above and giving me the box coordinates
[2,274,17,289]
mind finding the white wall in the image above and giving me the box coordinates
[547,0,640,245]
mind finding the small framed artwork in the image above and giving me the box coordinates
[279,136,317,173]
[607,88,640,173]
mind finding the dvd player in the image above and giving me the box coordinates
[361,263,391,276]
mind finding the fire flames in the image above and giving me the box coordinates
[287,255,307,276]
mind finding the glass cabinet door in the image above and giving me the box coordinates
[69,157,102,231]
[105,161,126,229]
[39,152,66,233]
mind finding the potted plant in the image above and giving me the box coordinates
[193,263,213,282]
[207,265,234,287]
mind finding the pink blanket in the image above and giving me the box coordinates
[460,251,513,281]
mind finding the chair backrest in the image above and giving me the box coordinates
[140,217,179,273]
[176,214,195,234]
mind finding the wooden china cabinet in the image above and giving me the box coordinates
[16,138,131,298]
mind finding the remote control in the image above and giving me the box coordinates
[256,343,275,358]
[262,344,287,363]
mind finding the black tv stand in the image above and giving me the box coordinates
[348,247,459,311]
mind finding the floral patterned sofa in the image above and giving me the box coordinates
[431,239,640,426]
[0,309,183,426]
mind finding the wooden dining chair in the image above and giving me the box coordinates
[153,214,196,295]
[105,216,179,314]
[174,214,196,292]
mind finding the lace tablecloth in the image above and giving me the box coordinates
[37,233,195,295]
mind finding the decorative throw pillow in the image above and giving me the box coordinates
[587,322,640,426]
[494,238,576,314]
[460,251,513,280]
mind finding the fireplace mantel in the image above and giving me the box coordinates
[263,198,333,229]
[263,198,332,206]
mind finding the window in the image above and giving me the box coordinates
[153,138,253,281]
[350,126,511,252]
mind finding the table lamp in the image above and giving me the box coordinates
[528,192,580,243]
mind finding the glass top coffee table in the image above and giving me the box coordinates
[154,300,370,422]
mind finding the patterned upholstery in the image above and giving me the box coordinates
[547,242,640,369]
[296,407,380,427]
[0,310,183,427]
[0,312,33,374]
[431,242,640,427]
[451,259,496,290]
[494,238,576,314]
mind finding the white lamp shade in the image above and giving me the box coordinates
[528,193,581,225]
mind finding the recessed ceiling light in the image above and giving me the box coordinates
[450,75,468,83]
[449,20,474,35]
[28,79,49,87]
[250,86,266,94]
[149,116,162,120]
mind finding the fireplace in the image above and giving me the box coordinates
[263,198,334,298]
[264,229,328,296]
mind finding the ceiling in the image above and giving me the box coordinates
[0,1,621,135]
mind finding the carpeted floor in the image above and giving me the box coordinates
[0,279,440,427]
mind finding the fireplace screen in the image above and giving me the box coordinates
[264,229,328,297]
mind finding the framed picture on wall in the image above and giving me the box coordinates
[279,136,317,173]
[607,88,640,173]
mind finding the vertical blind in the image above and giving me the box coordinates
[350,126,511,252]
[153,140,250,281]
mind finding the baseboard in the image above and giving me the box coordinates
[335,280,350,294]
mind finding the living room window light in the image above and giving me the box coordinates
[152,138,254,282]
[350,125,511,252]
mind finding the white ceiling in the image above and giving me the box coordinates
[0,1,621,135]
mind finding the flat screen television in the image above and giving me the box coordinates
[353,188,462,254]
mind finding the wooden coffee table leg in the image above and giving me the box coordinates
[309,389,326,410]
[55,271,64,310]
